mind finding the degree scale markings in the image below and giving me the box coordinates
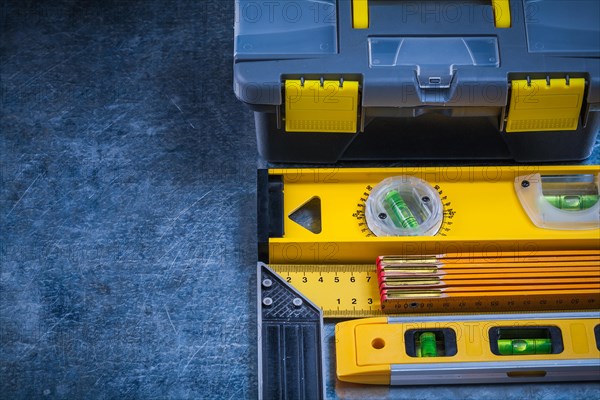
[355,183,455,237]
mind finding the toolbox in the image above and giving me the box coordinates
[234,0,600,163]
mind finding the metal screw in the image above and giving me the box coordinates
[292,298,303,307]
[378,213,387,220]
[262,279,272,288]
[521,180,530,188]
[263,297,273,306]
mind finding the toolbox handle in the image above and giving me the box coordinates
[352,0,511,29]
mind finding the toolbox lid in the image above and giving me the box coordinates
[524,0,600,55]
[234,0,338,57]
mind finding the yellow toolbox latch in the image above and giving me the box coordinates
[506,77,585,133]
[284,79,360,133]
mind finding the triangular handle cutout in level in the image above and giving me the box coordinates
[288,196,322,234]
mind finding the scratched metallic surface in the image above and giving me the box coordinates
[1,1,599,399]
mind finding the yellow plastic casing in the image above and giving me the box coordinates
[336,317,391,384]
[268,166,600,264]
[352,0,369,29]
[284,80,359,133]
[336,316,600,385]
[492,0,511,28]
[506,78,585,132]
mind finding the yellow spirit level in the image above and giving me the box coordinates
[335,312,600,385]
[260,166,599,265]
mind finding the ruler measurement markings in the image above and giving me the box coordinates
[270,264,600,318]
[271,264,381,317]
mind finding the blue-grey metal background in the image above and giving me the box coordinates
[1,1,598,399]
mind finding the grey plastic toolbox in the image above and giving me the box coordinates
[234,0,600,163]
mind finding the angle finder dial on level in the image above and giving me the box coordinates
[365,176,443,237]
